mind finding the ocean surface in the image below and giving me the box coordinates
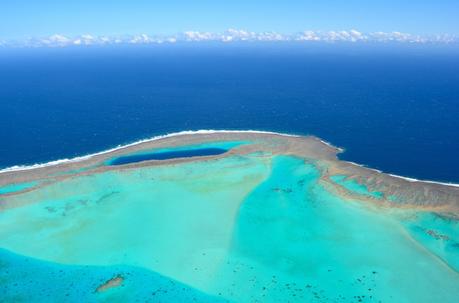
[1,43,458,182]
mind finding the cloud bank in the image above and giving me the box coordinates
[2,29,457,47]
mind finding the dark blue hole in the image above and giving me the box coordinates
[109,148,228,166]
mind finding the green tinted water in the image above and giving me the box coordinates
[1,154,458,302]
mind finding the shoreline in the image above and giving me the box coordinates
[0,130,298,174]
[1,129,458,189]
[1,130,458,216]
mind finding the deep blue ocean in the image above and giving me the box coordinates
[0,43,458,182]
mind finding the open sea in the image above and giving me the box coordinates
[1,43,458,182]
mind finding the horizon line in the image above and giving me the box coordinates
[1,29,458,48]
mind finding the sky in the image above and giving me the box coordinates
[1,0,459,40]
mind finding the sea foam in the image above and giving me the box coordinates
[1,129,458,188]
[0,130,298,174]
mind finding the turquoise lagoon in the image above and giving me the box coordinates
[0,248,225,303]
[0,181,38,195]
[1,151,459,302]
[330,175,383,199]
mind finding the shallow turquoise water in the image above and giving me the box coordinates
[330,175,384,199]
[0,248,225,303]
[401,212,459,272]
[0,181,38,195]
[216,157,459,302]
[0,153,458,302]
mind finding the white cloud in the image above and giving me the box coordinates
[295,30,320,41]
[3,29,456,48]
[72,34,97,45]
[129,34,153,44]
[349,29,365,41]
[368,31,427,43]
[38,34,71,47]
[183,31,214,41]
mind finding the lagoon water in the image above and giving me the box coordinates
[107,141,246,165]
[1,151,458,302]
[109,147,227,165]
[0,181,38,195]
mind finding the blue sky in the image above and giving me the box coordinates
[2,0,459,40]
